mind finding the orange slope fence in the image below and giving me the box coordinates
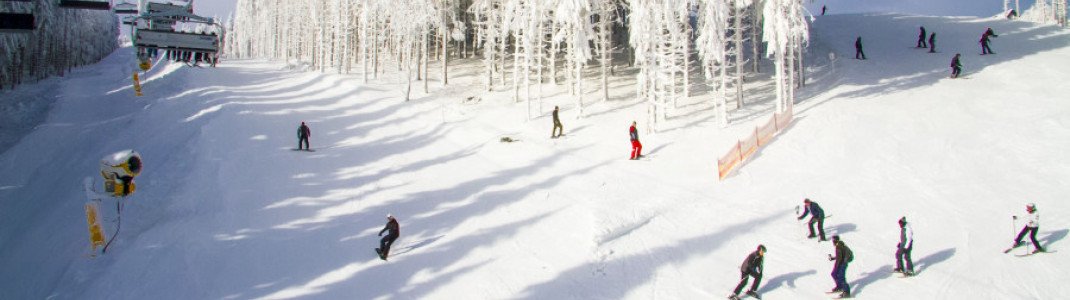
[717,107,794,180]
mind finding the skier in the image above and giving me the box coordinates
[828,235,853,298]
[729,245,766,300]
[551,106,564,138]
[854,37,866,60]
[1010,203,1045,253]
[629,121,643,160]
[377,214,400,260]
[928,32,936,53]
[297,122,311,150]
[950,54,962,78]
[821,5,827,16]
[980,27,998,55]
[916,26,927,48]
[797,198,827,241]
[893,217,915,276]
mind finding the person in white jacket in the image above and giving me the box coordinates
[1012,203,1044,253]
[894,217,915,275]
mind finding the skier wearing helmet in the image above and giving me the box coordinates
[377,214,400,260]
[1011,203,1044,253]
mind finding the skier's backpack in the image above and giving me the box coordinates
[844,246,854,263]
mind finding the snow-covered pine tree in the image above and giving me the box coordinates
[696,0,731,127]
[0,1,117,90]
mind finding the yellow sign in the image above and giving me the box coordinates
[85,203,105,251]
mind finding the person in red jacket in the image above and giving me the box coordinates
[629,121,643,160]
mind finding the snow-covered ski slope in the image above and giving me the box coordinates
[2,13,1070,300]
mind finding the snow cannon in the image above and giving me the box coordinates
[99,150,142,197]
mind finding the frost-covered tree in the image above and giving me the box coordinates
[1,2,118,89]
[628,0,691,132]
[762,0,808,113]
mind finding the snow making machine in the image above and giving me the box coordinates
[0,0,35,33]
[84,150,143,255]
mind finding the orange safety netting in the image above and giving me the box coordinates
[717,107,793,180]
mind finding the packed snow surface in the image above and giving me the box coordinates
[2,13,1070,300]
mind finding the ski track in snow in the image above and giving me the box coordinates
[2,12,1070,300]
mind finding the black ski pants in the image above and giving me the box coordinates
[917,36,927,48]
[855,47,866,59]
[808,217,826,240]
[733,271,762,295]
[552,121,563,138]
[895,244,914,272]
[951,67,961,78]
[1015,226,1041,250]
[298,136,310,150]
[380,235,398,257]
[981,41,994,54]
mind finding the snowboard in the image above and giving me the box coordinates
[375,248,386,260]
[292,148,316,152]
[727,292,761,300]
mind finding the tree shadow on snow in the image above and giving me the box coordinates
[1041,229,1067,249]
[800,14,1070,107]
[515,209,790,299]
[827,223,858,236]
[759,269,816,293]
[914,247,956,274]
[850,264,894,296]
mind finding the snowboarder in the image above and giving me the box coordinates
[916,26,927,48]
[797,198,827,241]
[551,106,564,138]
[893,217,915,276]
[297,122,311,150]
[821,5,827,16]
[1010,203,1044,253]
[928,32,936,53]
[729,245,766,300]
[629,121,643,160]
[950,54,962,78]
[1006,9,1018,19]
[980,27,998,55]
[854,37,866,60]
[377,214,400,260]
[828,235,853,298]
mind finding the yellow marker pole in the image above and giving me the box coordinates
[132,72,143,97]
[85,203,106,252]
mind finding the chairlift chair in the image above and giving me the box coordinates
[58,0,112,10]
[132,11,223,54]
[112,1,137,14]
[0,12,34,33]
[1,0,34,33]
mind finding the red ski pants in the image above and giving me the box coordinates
[630,140,643,159]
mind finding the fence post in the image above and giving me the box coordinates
[774,113,779,131]
[737,141,743,162]
[754,128,760,146]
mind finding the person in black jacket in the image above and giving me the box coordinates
[981,27,998,55]
[950,54,963,78]
[377,214,400,260]
[798,198,827,241]
[828,236,853,298]
[297,122,311,150]
[917,26,927,48]
[730,245,766,300]
[551,106,564,138]
[855,37,866,60]
[928,32,936,53]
